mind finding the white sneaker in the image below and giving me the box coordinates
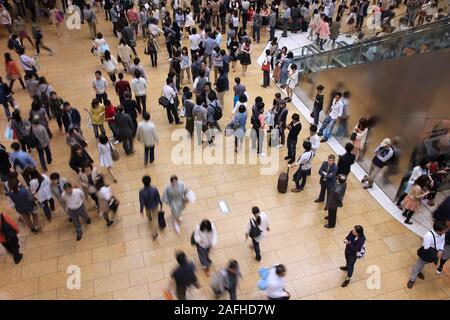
[174,222,180,233]
[258,153,266,157]
[276,144,284,148]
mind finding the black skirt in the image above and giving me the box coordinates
[240,53,251,65]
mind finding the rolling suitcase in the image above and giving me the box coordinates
[277,167,289,193]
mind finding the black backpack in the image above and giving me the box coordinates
[417,231,438,263]
[248,219,262,239]
[212,101,223,121]
[386,147,398,165]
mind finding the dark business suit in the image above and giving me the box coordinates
[326,182,347,227]
[115,112,134,154]
[317,161,338,202]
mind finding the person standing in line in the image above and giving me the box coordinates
[311,85,324,126]
[318,92,344,142]
[337,143,356,176]
[30,115,52,172]
[162,77,182,124]
[95,174,117,227]
[324,174,347,228]
[407,220,447,289]
[281,4,290,37]
[49,172,68,216]
[266,264,290,300]
[252,8,262,43]
[131,69,147,115]
[284,113,302,164]
[340,225,366,287]
[9,142,36,184]
[139,175,163,241]
[0,212,23,264]
[286,64,299,102]
[193,219,218,277]
[289,140,314,193]
[136,112,159,166]
[401,175,431,225]
[102,50,118,84]
[351,117,368,160]
[246,206,269,262]
[335,91,351,137]
[84,4,98,40]
[261,49,271,88]
[275,99,288,148]
[170,251,200,300]
[98,134,118,182]
[114,106,135,155]
[232,103,247,153]
[211,259,241,300]
[315,154,338,203]
[61,182,92,241]
[361,138,394,189]
[29,169,54,220]
[250,98,265,156]
[183,91,195,137]
[6,174,40,233]
[162,175,188,234]
[92,70,108,104]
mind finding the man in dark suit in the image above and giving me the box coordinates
[121,91,140,136]
[284,113,301,164]
[115,106,135,155]
[62,102,81,133]
[337,143,356,176]
[315,154,338,203]
[324,174,347,228]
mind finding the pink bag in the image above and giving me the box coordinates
[55,10,64,23]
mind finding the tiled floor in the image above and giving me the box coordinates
[0,14,449,300]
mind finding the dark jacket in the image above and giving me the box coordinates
[184,100,195,119]
[115,112,135,137]
[216,74,229,93]
[0,148,11,177]
[139,186,162,212]
[326,182,346,210]
[337,152,356,175]
[345,231,366,256]
[8,186,36,214]
[62,108,81,132]
[69,150,93,173]
[122,99,140,119]
[287,121,302,141]
[318,161,338,188]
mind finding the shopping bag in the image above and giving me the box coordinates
[4,126,13,141]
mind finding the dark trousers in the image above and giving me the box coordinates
[227,287,237,300]
[108,122,119,140]
[356,15,364,29]
[278,124,286,145]
[37,146,52,171]
[263,70,270,86]
[185,118,194,137]
[176,286,188,300]
[287,138,297,159]
[327,208,337,227]
[149,51,157,67]
[165,42,173,59]
[144,146,155,165]
[9,78,26,90]
[252,26,261,42]
[220,16,226,33]
[42,199,53,220]
[92,124,106,139]
[252,238,261,260]
[196,245,212,268]
[312,106,321,125]
[294,169,308,190]
[345,252,357,278]
[282,18,289,36]
[35,38,52,54]
[291,18,300,32]
[2,235,21,263]
[318,182,330,201]
[166,103,180,124]
[121,135,134,154]
[269,26,275,40]
[95,92,108,104]
[136,95,146,115]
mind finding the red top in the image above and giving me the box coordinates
[115,80,131,97]
[5,60,21,76]
[0,213,19,243]
[105,105,116,123]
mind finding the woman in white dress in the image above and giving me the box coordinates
[98,134,117,183]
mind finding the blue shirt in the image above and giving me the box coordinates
[139,186,162,212]
[204,38,218,56]
[10,151,37,169]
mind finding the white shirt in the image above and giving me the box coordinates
[131,77,147,96]
[193,224,218,249]
[92,77,108,94]
[192,75,209,93]
[162,84,176,103]
[296,150,314,170]
[97,186,113,202]
[117,44,132,63]
[247,212,269,242]
[189,34,202,50]
[102,56,118,73]
[266,267,289,298]
[423,230,445,251]
[408,165,429,186]
[62,188,85,210]
[329,98,344,120]
[30,175,52,202]
[308,134,321,153]
[19,54,37,71]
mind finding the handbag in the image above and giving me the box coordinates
[109,141,120,161]
[108,196,120,212]
[261,60,270,72]
[248,219,262,239]
[417,231,438,263]
[190,231,197,245]
[158,210,166,229]
[350,132,357,141]
[158,96,170,108]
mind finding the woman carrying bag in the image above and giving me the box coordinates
[98,134,118,183]
[95,174,119,227]
[102,50,118,84]
[192,219,218,277]
[246,206,269,261]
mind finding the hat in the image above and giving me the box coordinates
[31,115,40,124]
[317,85,325,90]
[381,138,392,146]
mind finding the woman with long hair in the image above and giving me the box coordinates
[193,219,218,276]
[95,174,118,227]
[351,117,368,160]
[396,158,431,209]
[239,38,252,76]
[102,50,118,84]
[402,175,432,225]
[98,134,117,182]
[4,52,25,90]
[340,225,366,287]
[246,206,269,261]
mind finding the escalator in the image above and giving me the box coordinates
[293,17,450,73]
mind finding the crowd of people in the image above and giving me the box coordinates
[0,0,448,301]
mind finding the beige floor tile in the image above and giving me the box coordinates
[57,280,94,300]
[0,278,39,299]
[21,258,58,280]
[92,243,126,263]
[93,272,130,296]
[110,253,145,274]
[113,284,150,300]
[57,251,93,272]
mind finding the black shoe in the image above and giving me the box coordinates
[255,255,261,262]
[324,224,333,228]
[404,219,413,225]
[407,280,414,289]
[288,159,295,164]
[106,221,114,227]
[315,199,324,203]
[284,156,291,160]
[14,253,24,264]
[317,132,323,137]
[86,219,92,225]
[402,211,407,217]
[68,218,72,223]
[340,266,348,271]
[341,279,350,287]
[417,272,425,280]
[31,228,39,233]
[76,233,82,241]
[324,216,329,220]
[320,138,328,143]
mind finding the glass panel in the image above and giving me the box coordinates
[359,37,403,63]
[400,23,450,57]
